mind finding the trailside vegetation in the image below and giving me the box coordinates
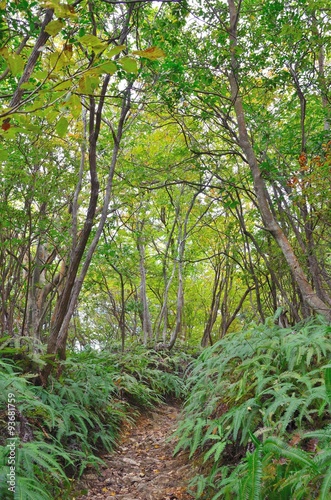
[175,316,331,499]
[0,345,189,499]
[1,0,331,498]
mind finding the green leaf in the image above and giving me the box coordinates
[106,45,126,58]
[246,446,263,500]
[96,61,117,75]
[44,20,64,36]
[54,80,72,91]
[55,117,69,138]
[20,82,35,90]
[34,70,49,81]
[320,466,331,500]
[203,440,227,463]
[324,367,331,404]
[118,57,138,74]
[264,437,318,472]
[0,148,8,160]
[7,54,25,76]
[45,109,59,124]
[79,34,107,54]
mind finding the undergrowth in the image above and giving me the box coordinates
[175,316,331,499]
[0,344,190,499]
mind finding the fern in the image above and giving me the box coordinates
[175,317,331,499]
[0,344,190,499]
[324,366,331,404]
[280,395,305,432]
[189,417,206,458]
[263,437,318,472]
[245,446,263,500]
[319,467,331,500]
[203,440,227,463]
[14,476,53,500]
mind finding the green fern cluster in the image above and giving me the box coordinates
[0,345,188,499]
[175,316,331,499]
[107,345,189,403]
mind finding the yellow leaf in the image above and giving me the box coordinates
[132,46,165,60]
[7,54,25,76]
[0,47,9,59]
[118,57,138,74]
[63,44,73,63]
[41,0,76,18]
[45,20,64,36]
[68,94,82,119]
[54,80,72,91]
[79,34,107,54]
[106,44,126,58]
[94,61,117,75]
[47,51,70,71]
[78,74,100,94]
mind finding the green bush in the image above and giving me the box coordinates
[0,345,189,499]
[175,317,331,499]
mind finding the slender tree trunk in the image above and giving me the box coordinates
[9,9,53,110]
[201,262,223,347]
[137,224,153,345]
[154,204,178,345]
[227,0,331,321]
[40,84,132,382]
[168,189,199,349]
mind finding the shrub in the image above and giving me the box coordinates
[175,316,331,499]
[0,344,189,499]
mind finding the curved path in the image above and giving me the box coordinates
[74,404,196,500]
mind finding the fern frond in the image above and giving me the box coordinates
[264,437,318,472]
[246,446,263,500]
[324,366,331,404]
[280,396,305,432]
[319,467,331,500]
[15,475,53,500]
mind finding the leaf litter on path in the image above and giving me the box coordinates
[73,404,196,500]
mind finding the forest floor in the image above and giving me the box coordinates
[72,403,197,500]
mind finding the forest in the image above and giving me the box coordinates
[1,0,331,498]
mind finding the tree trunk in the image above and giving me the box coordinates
[201,262,222,347]
[137,229,153,345]
[227,0,331,322]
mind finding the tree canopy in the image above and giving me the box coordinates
[0,0,331,378]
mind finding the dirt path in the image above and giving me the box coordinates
[74,404,196,500]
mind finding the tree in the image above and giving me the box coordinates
[154,0,331,322]
[0,0,168,381]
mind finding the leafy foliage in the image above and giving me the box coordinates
[175,317,331,499]
[0,345,188,499]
